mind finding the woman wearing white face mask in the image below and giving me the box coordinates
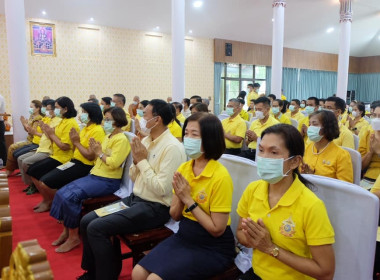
[236,124,335,280]
[133,113,236,280]
[301,110,353,183]
[346,103,369,135]
[272,99,291,125]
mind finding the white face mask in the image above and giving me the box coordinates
[352,111,358,118]
[255,111,265,120]
[140,117,157,134]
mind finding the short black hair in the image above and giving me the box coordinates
[182,113,225,160]
[42,99,54,107]
[273,99,286,114]
[101,97,112,105]
[370,100,380,110]
[309,110,340,141]
[319,98,326,103]
[355,103,365,118]
[45,99,55,109]
[140,100,149,108]
[247,83,254,88]
[172,102,183,112]
[104,107,127,128]
[190,102,208,113]
[326,96,346,114]
[254,97,271,107]
[190,95,202,103]
[291,99,301,106]
[237,97,245,105]
[307,97,320,106]
[113,93,126,105]
[253,83,261,88]
[80,102,103,125]
[149,99,173,126]
[238,91,247,99]
[56,96,77,118]
[183,98,190,107]
[268,94,277,100]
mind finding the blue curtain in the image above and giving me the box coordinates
[356,73,380,102]
[282,68,299,100]
[214,63,223,114]
[348,73,359,93]
[266,66,272,95]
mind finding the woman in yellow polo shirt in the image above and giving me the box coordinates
[167,104,182,142]
[27,97,80,212]
[301,110,353,183]
[236,123,335,280]
[272,99,292,125]
[133,113,235,279]
[345,103,369,135]
[50,107,130,253]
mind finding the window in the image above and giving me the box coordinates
[220,63,267,110]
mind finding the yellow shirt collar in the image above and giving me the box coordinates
[184,159,218,179]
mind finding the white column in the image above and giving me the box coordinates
[4,0,30,142]
[171,0,185,102]
[336,0,352,100]
[271,0,286,99]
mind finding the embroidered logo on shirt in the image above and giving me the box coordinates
[195,190,207,204]
[279,216,296,237]
[322,160,331,165]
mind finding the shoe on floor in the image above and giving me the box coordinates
[26,185,38,195]
[23,185,31,192]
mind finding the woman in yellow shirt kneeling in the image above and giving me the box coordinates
[133,113,235,279]
[237,123,335,280]
[301,110,353,183]
[50,107,130,253]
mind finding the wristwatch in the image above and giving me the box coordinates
[99,153,104,159]
[185,202,198,213]
[270,246,280,258]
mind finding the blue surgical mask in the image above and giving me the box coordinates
[289,105,295,112]
[80,113,89,124]
[137,109,144,117]
[133,101,138,105]
[307,126,323,142]
[305,106,315,115]
[41,107,47,114]
[226,107,234,116]
[100,105,104,112]
[272,107,280,115]
[348,106,353,113]
[103,120,114,134]
[300,104,306,108]
[183,137,203,159]
[110,102,116,107]
[29,108,34,115]
[256,155,293,184]
[54,108,61,118]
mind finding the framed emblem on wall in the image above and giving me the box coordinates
[30,21,56,56]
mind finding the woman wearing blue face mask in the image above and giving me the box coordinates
[236,123,335,280]
[133,113,236,280]
[301,110,353,183]
[49,106,130,253]
[272,99,291,125]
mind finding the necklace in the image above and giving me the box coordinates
[312,142,330,155]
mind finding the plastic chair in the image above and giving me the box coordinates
[290,119,298,128]
[303,174,379,280]
[353,134,359,150]
[218,112,229,121]
[342,147,361,186]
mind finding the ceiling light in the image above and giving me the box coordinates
[189,30,193,34]
[326,27,334,33]
[193,1,203,8]
[154,26,160,31]
[90,17,94,22]
[42,10,47,15]
[272,18,274,22]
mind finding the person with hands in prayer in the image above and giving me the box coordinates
[237,124,335,280]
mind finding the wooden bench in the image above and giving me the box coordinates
[118,227,173,266]
[0,185,11,273]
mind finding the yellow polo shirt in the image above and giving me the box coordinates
[177,113,186,124]
[239,110,250,121]
[285,111,305,123]
[91,132,130,179]
[122,108,132,132]
[248,116,279,149]
[298,116,310,142]
[36,117,62,154]
[303,142,353,183]
[50,118,80,164]
[345,117,369,135]
[222,115,247,149]
[358,126,380,180]
[247,91,259,103]
[178,159,233,225]
[167,120,182,139]
[237,176,335,280]
[274,113,292,125]
[333,123,355,149]
[340,111,349,125]
[73,123,106,166]
[370,175,380,195]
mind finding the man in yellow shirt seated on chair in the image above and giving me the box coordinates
[298,97,320,143]
[285,99,305,123]
[238,97,279,160]
[112,93,132,132]
[222,99,247,155]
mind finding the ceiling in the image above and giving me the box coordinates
[1,0,380,57]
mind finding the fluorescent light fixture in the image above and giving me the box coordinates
[42,10,47,15]
[326,27,334,33]
[145,32,163,38]
[193,1,203,8]
[78,25,100,31]
[90,17,94,21]
[189,30,193,34]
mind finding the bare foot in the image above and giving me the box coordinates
[52,232,69,246]
[55,238,81,253]
[33,203,51,213]
[33,201,43,210]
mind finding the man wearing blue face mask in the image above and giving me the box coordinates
[221,99,247,155]
[238,97,279,160]
[298,97,319,143]
[285,99,305,123]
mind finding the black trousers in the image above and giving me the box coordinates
[80,194,170,280]
[224,148,241,156]
[0,121,6,163]
[238,149,256,161]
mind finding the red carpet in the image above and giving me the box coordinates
[8,175,132,280]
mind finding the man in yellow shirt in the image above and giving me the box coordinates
[112,93,132,132]
[222,98,247,155]
[246,83,260,105]
[298,97,320,142]
[172,102,186,124]
[238,97,279,160]
[325,96,355,149]
[285,99,305,123]
[237,98,250,121]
